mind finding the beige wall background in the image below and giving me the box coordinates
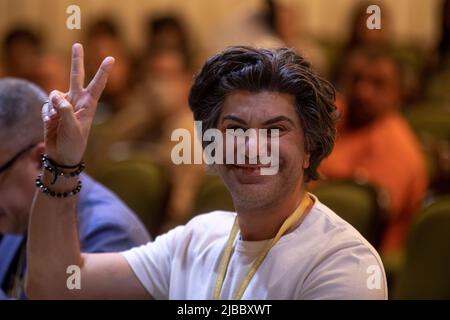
[0,0,444,56]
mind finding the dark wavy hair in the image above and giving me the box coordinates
[188,46,338,182]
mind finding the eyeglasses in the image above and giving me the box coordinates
[0,143,37,175]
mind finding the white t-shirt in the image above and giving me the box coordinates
[121,195,388,299]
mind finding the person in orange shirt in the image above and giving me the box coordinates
[320,47,428,255]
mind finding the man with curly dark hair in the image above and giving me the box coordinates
[26,44,387,299]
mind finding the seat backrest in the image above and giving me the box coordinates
[191,175,234,219]
[94,159,170,235]
[311,180,388,248]
[393,196,450,299]
[406,107,450,141]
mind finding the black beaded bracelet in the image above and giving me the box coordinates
[41,154,85,184]
[35,175,82,198]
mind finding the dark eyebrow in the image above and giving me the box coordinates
[262,116,296,127]
[221,115,247,125]
[222,115,296,127]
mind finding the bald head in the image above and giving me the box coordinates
[0,78,47,152]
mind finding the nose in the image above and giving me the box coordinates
[244,129,274,165]
[234,129,260,164]
[244,131,258,162]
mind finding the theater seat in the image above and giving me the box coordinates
[425,70,450,102]
[311,180,388,249]
[393,196,450,299]
[192,175,234,218]
[405,107,450,142]
[405,106,450,193]
[94,159,170,235]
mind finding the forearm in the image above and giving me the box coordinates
[25,43,116,299]
[26,170,83,299]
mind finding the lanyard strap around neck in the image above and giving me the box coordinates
[213,192,313,300]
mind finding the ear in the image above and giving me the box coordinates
[303,153,311,169]
[30,142,46,170]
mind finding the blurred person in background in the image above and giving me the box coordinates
[319,47,428,257]
[82,17,143,171]
[209,0,284,54]
[345,1,390,52]
[211,0,327,73]
[88,15,204,229]
[330,2,390,83]
[84,18,136,122]
[91,46,204,231]
[36,54,69,94]
[331,2,423,102]
[140,47,204,230]
[143,15,192,65]
[1,28,43,85]
[1,27,69,94]
[0,78,151,299]
[263,0,328,75]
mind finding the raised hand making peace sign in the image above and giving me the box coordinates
[42,43,114,166]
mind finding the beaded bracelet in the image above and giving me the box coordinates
[41,154,85,185]
[35,174,82,198]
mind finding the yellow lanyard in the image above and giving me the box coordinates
[213,192,313,300]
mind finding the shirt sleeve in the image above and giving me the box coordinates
[120,225,185,299]
[0,289,8,300]
[299,240,388,300]
[80,219,151,253]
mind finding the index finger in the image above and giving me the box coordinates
[69,43,85,94]
[86,56,115,101]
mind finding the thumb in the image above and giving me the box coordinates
[50,91,77,127]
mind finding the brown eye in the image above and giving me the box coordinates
[224,126,247,137]
[267,127,283,137]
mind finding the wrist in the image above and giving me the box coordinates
[36,154,85,197]
[41,170,80,193]
[45,153,83,168]
[41,154,85,184]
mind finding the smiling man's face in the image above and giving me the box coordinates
[215,90,310,211]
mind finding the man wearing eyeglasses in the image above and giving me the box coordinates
[0,78,151,299]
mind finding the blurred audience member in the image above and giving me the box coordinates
[210,1,284,54]
[88,47,204,230]
[211,1,326,73]
[84,18,136,121]
[333,1,423,102]
[1,27,69,93]
[1,27,42,84]
[330,2,390,84]
[35,54,69,93]
[346,1,390,51]
[145,15,189,58]
[104,47,193,149]
[143,48,204,229]
[263,0,328,74]
[319,47,428,255]
[141,14,202,73]
[0,78,151,299]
